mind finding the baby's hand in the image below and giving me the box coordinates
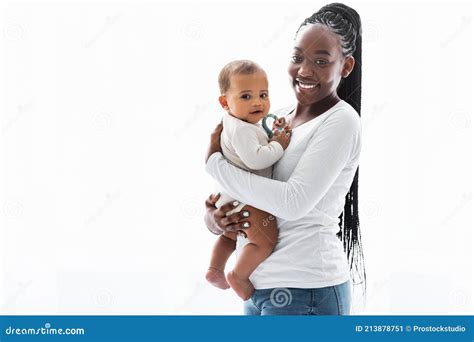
[272,117,286,131]
[270,126,292,150]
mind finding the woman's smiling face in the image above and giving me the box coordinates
[288,23,349,106]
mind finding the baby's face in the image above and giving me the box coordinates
[221,71,270,124]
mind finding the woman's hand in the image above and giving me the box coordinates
[205,122,223,164]
[204,193,251,235]
[204,193,276,236]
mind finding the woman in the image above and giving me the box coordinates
[204,3,366,315]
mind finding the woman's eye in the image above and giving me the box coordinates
[241,94,251,100]
[291,55,303,63]
[315,59,328,66]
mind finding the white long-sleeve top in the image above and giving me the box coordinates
[206,100,361,289]
[220,111,284,177]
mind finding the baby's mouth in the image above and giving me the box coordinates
[250,110,263,115]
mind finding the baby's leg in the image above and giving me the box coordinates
[227,212,278,300]
[206,232,237,289]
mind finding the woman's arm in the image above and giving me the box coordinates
[206,110,361,221]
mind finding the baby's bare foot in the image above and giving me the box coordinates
[226,270,255,300]
[206,267,230,289]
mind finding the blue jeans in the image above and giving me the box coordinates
[244,280,352,315]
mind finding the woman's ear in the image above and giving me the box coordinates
[342,56,355,78]
[218,95,229,110]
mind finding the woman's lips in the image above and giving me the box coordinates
[295,79,320,91]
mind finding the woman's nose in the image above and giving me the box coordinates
[298,60,315,78]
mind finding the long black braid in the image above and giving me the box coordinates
[297,3,366,298]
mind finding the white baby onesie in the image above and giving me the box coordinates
[214,112,284,215]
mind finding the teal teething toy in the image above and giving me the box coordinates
[262,114,283,138]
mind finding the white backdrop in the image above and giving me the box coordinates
[1,0,472,315]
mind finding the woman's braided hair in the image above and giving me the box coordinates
[298,3,366,297]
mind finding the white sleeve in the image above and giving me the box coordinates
[206,110,361,221]
[232,126,284,170]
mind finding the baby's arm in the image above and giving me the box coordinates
[232,126,287,171]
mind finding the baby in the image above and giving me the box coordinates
[206,60,291,300]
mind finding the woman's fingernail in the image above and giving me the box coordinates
[242,211,250,217]
[242,222,250,228]
[232,201,240,207]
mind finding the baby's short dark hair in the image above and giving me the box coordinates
[218,60,265,94]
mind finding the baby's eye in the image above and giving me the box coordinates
[260,93,268,99]
[291,55,303,63]
[240,94,251,100]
